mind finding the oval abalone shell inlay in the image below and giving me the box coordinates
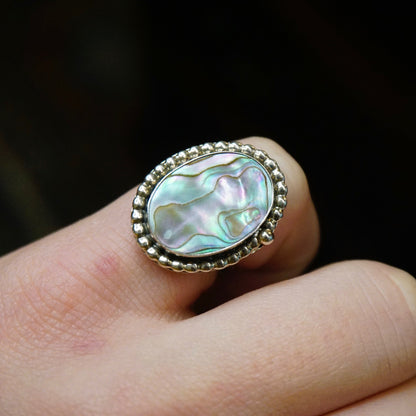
[147,152,274,257]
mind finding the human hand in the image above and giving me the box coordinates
[0,137,415,415]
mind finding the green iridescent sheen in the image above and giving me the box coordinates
[147,152,273,257]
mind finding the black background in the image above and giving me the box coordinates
[0,1,414,275]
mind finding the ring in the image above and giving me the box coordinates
[131,141,287,272]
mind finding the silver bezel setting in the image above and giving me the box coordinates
[131,141,287,272]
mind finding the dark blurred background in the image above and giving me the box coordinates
[0,1,414,274]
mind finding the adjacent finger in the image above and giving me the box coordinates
[34,260,416,415]
[325,376,416,416]
[161,261,416,415]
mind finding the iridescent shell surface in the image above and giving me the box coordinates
[147,152,274,257]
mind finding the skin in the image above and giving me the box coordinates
[0,137,415,416]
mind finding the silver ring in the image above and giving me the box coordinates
[131,141,287,272]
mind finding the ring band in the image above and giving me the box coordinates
[131,141,287,272]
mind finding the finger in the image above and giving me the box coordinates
[163,261,416,415]
[325,376,416,415]
[0,136,317,322]
[0,188,216,324]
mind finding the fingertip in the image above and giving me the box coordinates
[237,136,319,275]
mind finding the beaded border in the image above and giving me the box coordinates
[131,141,287,272]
